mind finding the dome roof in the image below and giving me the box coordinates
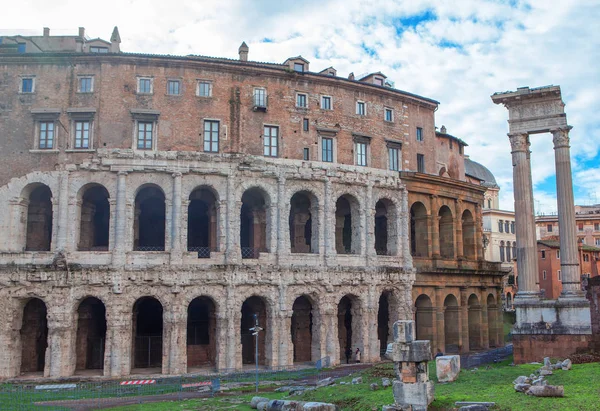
[465,158,498,188]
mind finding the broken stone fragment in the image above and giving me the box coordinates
[252,397,271,409]
[512,376,528,385]
[317,377,335,387]
[351,377,362,384]
[370,383,379,391]
[302,402,338,410]
[539,367,553,376]
[531,377,546,386]
[436,355,460,383]
[514,383,531,393]
[561,359,572,370]
[526,385,564,397]
[382,378,391,388]
[543,357,551,367]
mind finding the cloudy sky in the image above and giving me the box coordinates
[2,0,599,213]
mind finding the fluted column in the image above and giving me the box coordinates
[552,127,583,298]
[112,171,128,266]
[509,133,539,299]
[55,171,70,251]
[170,173,183,263]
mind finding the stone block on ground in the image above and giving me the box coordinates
[317,377,335,387]
[258,402,269,411]
[514,383,531,393]
[513,376,529,385]
[302,402,338,410]
[526,385,564,397]
[393,320,414,343]
[370,383,379,390]
[252,397,270,408]
[391,340,432,362]
[351,377,362,384]
[562,359,572,370]
[543,357,551,367]
[266,400,305,411]
[458,405,490,411]
[532,377,546,386]
[382,377,391,388]
[436,355,460,383]
[392,380,434,408]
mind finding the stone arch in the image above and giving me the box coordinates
[289,191,319,253]
[410,202,428,257]
[23,183,53,251]
[134,184,166,251]
[240,295,268,365]
[75,297,107,373]
[468,294,481,350]
[187,296,217,368]
[187,186,219,256]
[337,294,362,363]
[335,194,361,255]
[377,289,402,356]
[375,198,398,256]
[291,295,315,363]
[132,297,163,370]
[20,298,48,374]
[240,187,271,258]
[415,294,434,343]
[487,293,497,348]
[439,205,454,258]
[462,209,476,259]
[77,184,110,251]
[443,294,460,353]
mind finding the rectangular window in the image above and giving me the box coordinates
[388,147,399,171]
[543,270,547,280]
[355,141,367,166]
[137,121,153,150]
[557,250,560,259]
[203,120,219,153]
[74,121,90,149]
[303,118,309,132]
[21,78,34,93]
[254,88,266,107]
[511,221,515,234]
[558,270,561,281]
[17,43,26,53]
[322,137,333,162]
[547,224,553,232]
[505,221,510,233]
[294,63,304,72]
[596,238,600,246]
[356,101,366,116]
[578,223,584,232]
[595,223,599,231]
[197,81,212,97]
[38,121,54,149]
[167,80,181,95]
[90,46,108,53]
[498,220,504,233]
[541,250,546,259]
[417,153,425,173]
[296,93,307,108]
[79,77,93,93]
[321,96,332,110]
[384,108,393,122]
[138,78,152,94]
[416,127,423,141]
[303,148,309,161]
[374,77,384,86]
[263,126,278,157]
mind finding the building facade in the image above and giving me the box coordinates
[0,27,504,379]
[537,207,600,247]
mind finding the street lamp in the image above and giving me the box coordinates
[249,313,263,393]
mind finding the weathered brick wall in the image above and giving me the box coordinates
[585,276,600,350]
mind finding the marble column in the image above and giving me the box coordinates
[509,133,539,299]
[55,171,70,251]
[552,127,583,298]
[112,171,128,267]
[170,172,183,263]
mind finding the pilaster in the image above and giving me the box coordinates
[55,171,70,251]
[112,171,128,267]
[170,172,183,264]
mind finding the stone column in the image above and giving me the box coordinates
[278,311,293,366]
[55,171,70,251]
[475,204,484,260]
[112,172,128,267]
[45,306,76,378]
[552,127,583,298]
[170,173,183,264]
[324,179,336,265]
[365,183,375,263]
[509,133,539,299]
[496,291,505,347]
[276,175,286,265]
[164,301,186,375]
[105,306,132,377]
[321,307,339,365]
[225,174,238,264]
[430,195,440,258]
[434,286,445,354]
[459,287,469,353]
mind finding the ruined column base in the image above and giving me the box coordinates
[390,380,434,411]
[512,297,592,364]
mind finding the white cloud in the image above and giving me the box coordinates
[1,0,599,214]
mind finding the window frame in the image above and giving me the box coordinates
[543,270,547,280]
[558,270,562,281]
[253,87,267,107]
[416,153,425,173]
[296,92,308,108]
[541,250,546,259]
[356,100,366,116]
[136,121,154,150]
[90,46,108,53]
[321,95,332,110]
[131,110,160,152]
[20,76,35,94]
[384,107,394,122]
[166,79,182,96]
[416,127,424,142]
[547,224,553,232]
[321,136,334,163]
[73,120,91,149]
[303,147,310,161]
[557,250,560,259]
[355,141,368,166]
[294,62,304,72]
[137,77,153,95]
[37,120,56,150]
[197,80,213,98]
[263,125,279,157]
[203,119,220,153]
[77,76,94,93]
[303,118,309,132]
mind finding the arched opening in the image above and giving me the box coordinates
[187,297,217,368]
[20,298,48,374]
[289,192,318,253]
[338,295,361,363]
[506,242,511,261]
[240,188,269,259]
[439,206,454,258]
[188,188,218,257]
[468,294,481,351]
[462,210,475,259]
[512,241,517,260]
[443,294,460,353]
[506,292,512,309]
[375,199,397,255]
[415,295,434,343]
[487,294,497,348]
[78,185,110,251]
[500,241,505,262]
[25,185,53,251]
[132,297,163,370]
[335,195,360,255]
[241,296,267,365]
[377,291,391,356]
[291,296,313,363]
[75,297,106,372]
[410,202,428,257]
[134,186,165,251]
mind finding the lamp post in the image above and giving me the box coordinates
[250,313,263,393]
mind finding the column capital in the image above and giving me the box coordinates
[508,132,529,152]
[117,170,129,176]
[172,172,182,178]
[551,126,573,149]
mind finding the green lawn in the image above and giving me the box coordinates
[100,358,600,411]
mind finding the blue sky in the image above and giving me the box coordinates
[1,0,599,214]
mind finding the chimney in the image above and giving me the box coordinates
[78,27,85,38]
[110,26,121,52]
[239,41,249,61]
[348,72,355,80]
[441,125,447,134]
[43,27,50,37]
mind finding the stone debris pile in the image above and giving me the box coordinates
[251,397,338,410]
[512,357,571,397]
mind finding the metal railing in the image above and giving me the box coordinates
[241,247,259,259]
[133,245,165,252]
[188,246,211,258]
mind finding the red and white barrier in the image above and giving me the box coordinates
[120,379,156,385]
